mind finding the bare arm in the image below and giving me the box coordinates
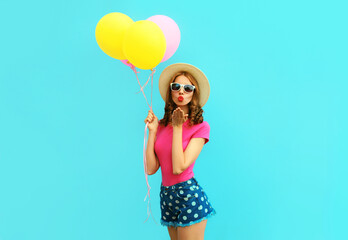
[144,110,160,175]
[146,131,160,175]
[172,126,205,175]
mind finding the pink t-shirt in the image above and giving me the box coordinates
[154,119,210,186]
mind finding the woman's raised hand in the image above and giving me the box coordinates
[172,107,188,127]
[144,110,159,132]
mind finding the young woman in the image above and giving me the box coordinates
[144,63,216,240]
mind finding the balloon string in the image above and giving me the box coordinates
[150,68,155,109]
[129,65,158,224]
[136,68,156,95]
[130,66,152,110]
[143,121,158,224]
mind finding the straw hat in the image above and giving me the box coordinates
[158,63,210,107]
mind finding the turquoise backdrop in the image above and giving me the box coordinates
[1,0,347,239]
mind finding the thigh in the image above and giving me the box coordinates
[175,180,216,227]
[167,226,178,240]
[177,219,207,240]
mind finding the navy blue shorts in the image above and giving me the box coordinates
[160,177,217,228]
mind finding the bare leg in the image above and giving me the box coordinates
[177,219,207,240]
[168,226,178,240]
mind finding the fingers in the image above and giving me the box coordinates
[146,116,153,122]
[145,118,152,123]
[145,113,152,123]
[148,110,155,116]
[149,110,158,119]
[173,107,184,114]
[145,112,155,123]
[172,107,185,117]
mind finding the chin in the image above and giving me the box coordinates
[176,102,185,106]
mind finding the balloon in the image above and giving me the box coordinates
[123,20,166,70]
[147,15,180,63]
[95,12,134,60]
[120,59,135,68]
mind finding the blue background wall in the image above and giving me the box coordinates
[1,0,347,239]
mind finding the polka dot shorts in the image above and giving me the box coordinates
[160,177,216,228]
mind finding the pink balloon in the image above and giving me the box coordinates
[120,59,135,68]
[147,15,181,63]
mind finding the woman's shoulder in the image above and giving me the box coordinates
[188,119,210,129]
[195,120,209,127]
[198,120,210,130]
[201,120,209,125]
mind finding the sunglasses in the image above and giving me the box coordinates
[170,83,196,93]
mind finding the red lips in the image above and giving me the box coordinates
[178,96,184,102]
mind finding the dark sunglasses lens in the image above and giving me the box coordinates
[172,83,180,91]
[184,85,194,92]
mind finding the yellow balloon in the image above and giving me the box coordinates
[95,12,134,60]
[123,20,166,70]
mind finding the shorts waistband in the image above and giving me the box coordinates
[161,177,198,191]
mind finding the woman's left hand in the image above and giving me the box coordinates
[172,107,188,127]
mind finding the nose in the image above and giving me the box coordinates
[179,86,185,94]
